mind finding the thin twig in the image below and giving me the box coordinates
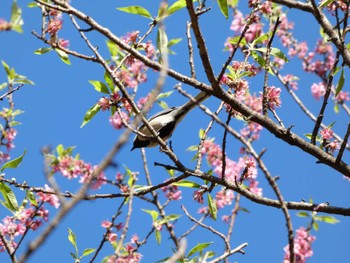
[336,122,350,163]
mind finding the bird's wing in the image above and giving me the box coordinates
[138,107,178,136]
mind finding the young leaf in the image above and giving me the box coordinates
[106,40,120,57]
[142,209,159,221]
[157,100,169,109]
[207,193,217,220]
[187,145,198,151]
[89,80,110,94]
[1,149,26,172]
[199,128,205,139]
[172,180,201,188]
[229,35,247,47]
[155,229,161,244]
[320,0,335,8]
[297,211,309,217]
[80,104,101,128]
[314,215,340,224]
[68,228,78,256]
[335,68,345,96]
[10,2,23,33]
[55,49,71,65]
[167,0,187,16]
[156,214,181,225]
[28,2,38,8]
[253,32,270,46]
[0,182,19,212]
[188,242,213,257]
[0,82,7,91]
[104,71,114,91]
[157,28,168,55]
[34,47,53,55]
[116,6,153,19]
[217,0,228,19]
[313,221,319,231]
[26,190,38,206]
[1,60,11,76]
[82,248,96,257]
[156,91,174,99]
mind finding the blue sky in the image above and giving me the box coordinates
[0,1,349,262]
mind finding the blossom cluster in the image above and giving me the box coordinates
[101,221,142,262]
[0,185,60,253]
[283,227,316,263]
[0,108,21,164]
[49,145,106,190]
[201,139,262,196]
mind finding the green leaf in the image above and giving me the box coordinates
[253,32,270,46]
[188,242,213,257]
[0,182,19,212]
[335,68,345,96]
[89,80,110,94]
[314,215,340,224]
[28,2,38,8]
[199,128,205,139]
[167,169,175,177]
[142,209,159,221]
[157,100,169,109]
[0,82,8,91]
[34,47,52,55]
[312,221,319,231]
[2,61,11,76]
[15,78,35,85]
[80,104,101,128]
[156,91,173,99]
[172,180,201,188]
[252,47,288,62]
[207,194,217,220]
[55,49,71,65]
[304,133,322,143]
[82,248,95,257]
[10,2,23,33]
[157,28,168,55]
[106,40,120,57]
[168,38,182,48]
[26,190,38,206]
[56,144,64,156]
[104,71,114,91]
[320,0,335,8]
[156,214,181,225]
[187,145,198,151]
[68,228,78,256]
[167,0,187,16]
[334,103,339,113]
[155,229,161,244]
[297,211,309,217]
[1,149,26,172]
[228,36,247,47]
[217,0,228,19]
[116,6,153,19]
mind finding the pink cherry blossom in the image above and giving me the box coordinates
[109,111,129,130]
[320,127,334,140]
[311,82,326,100]
[265,86,282,110]
[284,227,315,263]
[37,185,60,208]
[98,97,110,111]
[46,18,63,36]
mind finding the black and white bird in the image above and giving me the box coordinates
[131,91,208,151]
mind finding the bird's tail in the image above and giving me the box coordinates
[178,91,209,115]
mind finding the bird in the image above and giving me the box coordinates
[131,91,209,151]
